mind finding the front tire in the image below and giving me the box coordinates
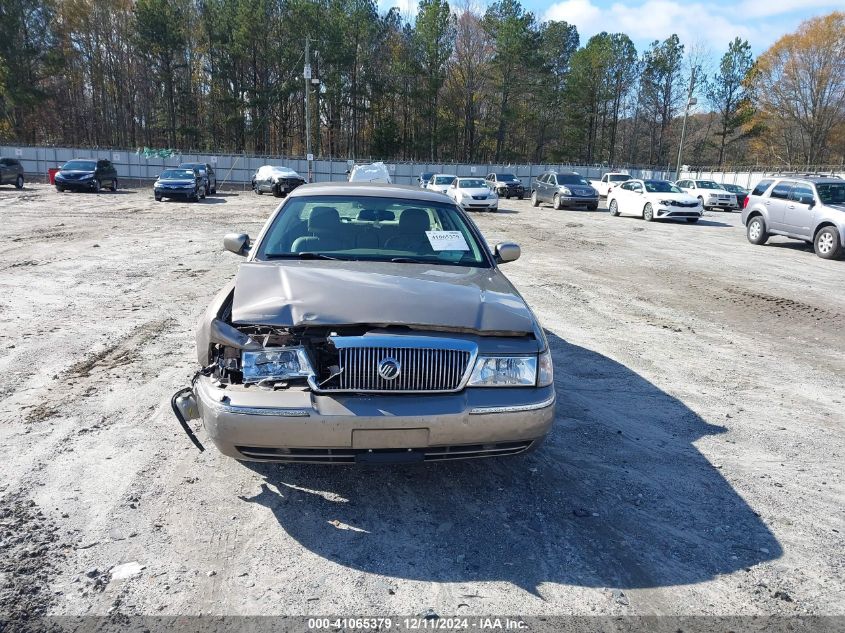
[94,179,101,193]
[531,191,539,207]
[56,185,65,192]
[747,216,768,245]
[154,194,162,202]
[15,175,24,189]
[110,179,118,192]
[553,194,562,210]
[254,183,262,195]
[273,183,282,198]
[517,194,523,200]
[643,202,654,221]
[609,199,620,216]
[814,226,843,259]
[697,196,705,211]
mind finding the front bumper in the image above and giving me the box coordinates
[560,196,599,208]
[55,177,97,190]
[496,185,524,197]
[460,199,498,211]
[155,187,195,198]
[191,376,555,463]
[706,198,738,209]
[656,205,703,218]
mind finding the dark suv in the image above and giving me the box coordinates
[55,159,118,193]
[0,158,24,189]
[179,162,217,194]
[485,173,524,199]
[742,175,845,260]
[531,171,598,210]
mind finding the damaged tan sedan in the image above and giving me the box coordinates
[173,183,555,463]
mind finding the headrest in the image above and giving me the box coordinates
[356,209,378,221]
[399,208,430,232]
[308,206,340,231]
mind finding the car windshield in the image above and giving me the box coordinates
[815,182,845,205]
[420,173,434,180]
[696,181,724,189]
[496,174,517,181]
[557,174,589,185]
[722,184,745,193]
[609,174,631,182]
[644,180,682,193]
[256,195,489,267]
[160,170,195,179]
[63,160,96,171]
[458,179,486,188]
[433,175,456,185]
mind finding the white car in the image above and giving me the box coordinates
[426,174,457,194]
[674,178,738,211]
[590,172,631,198]
[447,177,498,212]
[607,179,703,223]
[349,162,391,183]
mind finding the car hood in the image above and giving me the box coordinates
[58,170,94,176]
[649,192,698,203]
[157,178,195,185]
[700,188,730,194]
[459,187,494,196]
[231,260,538,336]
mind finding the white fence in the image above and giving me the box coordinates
[2,144,842,190]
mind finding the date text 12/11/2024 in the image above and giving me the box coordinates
[307,618,529,630]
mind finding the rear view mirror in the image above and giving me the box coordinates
[223,233,250,256]
[495,242,521,264]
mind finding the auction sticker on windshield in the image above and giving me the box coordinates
[426,230,469,251]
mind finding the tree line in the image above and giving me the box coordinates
[1,0,843,168]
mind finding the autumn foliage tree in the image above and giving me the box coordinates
[752,11,845,166]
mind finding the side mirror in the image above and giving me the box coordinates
[224,233,250,256]
[495,242,521,264]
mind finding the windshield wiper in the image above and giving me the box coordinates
[264,252,345,260]
[389,257,430,264]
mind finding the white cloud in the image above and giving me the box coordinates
[543,0,775,52]
[737,0,841,19]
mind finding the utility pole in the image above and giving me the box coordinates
[304,37,313,182]
[675,67,697,181]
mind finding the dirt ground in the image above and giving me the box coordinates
[0,183,842,619]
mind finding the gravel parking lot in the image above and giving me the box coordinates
[0,184,842,619]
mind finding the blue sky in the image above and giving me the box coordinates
[378,0,842,55]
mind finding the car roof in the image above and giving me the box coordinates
[288,181,452,202]
[771,175,842,184]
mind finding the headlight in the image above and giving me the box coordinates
[659,199,672,205]
[241,347,313,383]
[559,187,571,195]
[81,172,95,179]
[468,355,538,387]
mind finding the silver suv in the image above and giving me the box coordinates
[741,175,845,260]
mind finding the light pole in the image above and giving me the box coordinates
[304,37,313,182]
[675,68,697,181]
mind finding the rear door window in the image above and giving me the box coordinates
[751,179,773,196]
[788,184,814,205]
[769,181,794,200]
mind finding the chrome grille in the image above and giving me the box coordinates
[321,336,477,393]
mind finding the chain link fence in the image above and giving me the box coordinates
[3,144,843,191]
